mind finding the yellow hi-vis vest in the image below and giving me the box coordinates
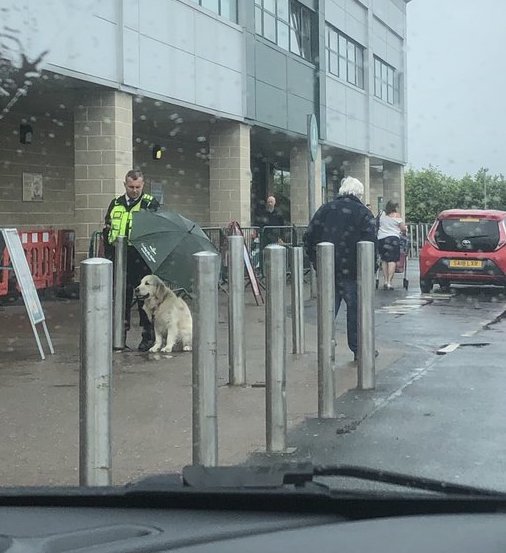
[108,193,154,244]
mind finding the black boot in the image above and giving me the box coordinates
[138,328,155,352]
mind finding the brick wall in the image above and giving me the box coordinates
[0,110,75,229]
[134,134,210,225]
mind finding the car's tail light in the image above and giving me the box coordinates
[495,237,506,250]
[495,221,506,250]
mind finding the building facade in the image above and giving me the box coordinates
[0,0,411,266]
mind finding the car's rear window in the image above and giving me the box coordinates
[435,218,500,252]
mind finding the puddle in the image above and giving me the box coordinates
[437,342,490,355]
[459,342,490,348]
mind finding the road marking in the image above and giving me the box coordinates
[436,343,460,355]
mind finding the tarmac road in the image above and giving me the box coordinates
[1,261,505,489]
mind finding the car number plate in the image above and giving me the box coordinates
[449,260,483,268]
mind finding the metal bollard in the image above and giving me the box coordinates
[264,245,287,453]
[92,232,102,257]
[316,242,335,418]
[309,266,317,299]
[228,235,246,385]
[290,246,305,354]
[79,258,113,486]
[192,251,219,466]
[113,236,126,350]
[357,241,376,390]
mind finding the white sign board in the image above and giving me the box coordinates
[1,229,53,359]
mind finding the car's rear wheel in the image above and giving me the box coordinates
[420,279,433,293]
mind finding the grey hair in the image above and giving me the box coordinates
[339,176,364,198]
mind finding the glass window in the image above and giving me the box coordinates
[264,12,276,42]
[374,56,400,105]
[264,0,276,13]
[339,35,347,57]
[300,8,312,60]
[325,24,365,89]
[339,54,347,79]
[329,52,338,75]
[290,27,301,56]
[220,0,237,21]
[255,0,315,62]
[193,0,237,22]
[277,0,289,21]
[387,67,394,87]
[278,21,290,50]
[255,6,263,34]
[357,55,364,89]
[347,42,355,64]
[436,220,500,252]
[347,60,355,84]
[382,80,388,101]
[201,0,219,12]
[329,30,338,53]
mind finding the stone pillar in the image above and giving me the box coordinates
[289,143,322,225]
[209,122,251,226]
[383,161,405,218]
[344,154,370,203]
[370,167,384,214]
[74,90,133,268]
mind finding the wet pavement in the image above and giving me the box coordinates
[1,261,505,487]
[263,272,506,493]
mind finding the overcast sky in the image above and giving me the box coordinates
[406,0,506,178]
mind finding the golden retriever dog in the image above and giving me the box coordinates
[135,275,192,353]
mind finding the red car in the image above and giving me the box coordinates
[419,209,506,293]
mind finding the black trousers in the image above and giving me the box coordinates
[125,247,153,339]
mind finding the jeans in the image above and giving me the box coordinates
[335,279,358,354]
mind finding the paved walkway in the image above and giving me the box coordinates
[0,276,409,486]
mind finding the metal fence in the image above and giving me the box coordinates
[406,223,432,258]
[88,221,431,286]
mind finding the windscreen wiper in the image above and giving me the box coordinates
[176,463,502,497]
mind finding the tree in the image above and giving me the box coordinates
[405,166,460,223]
[405,166,506,222]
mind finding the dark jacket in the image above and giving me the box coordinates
[254,206,285,228]
[254,205,285,245]
[304,194,377,281]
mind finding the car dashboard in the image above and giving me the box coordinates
[2,500,506,553]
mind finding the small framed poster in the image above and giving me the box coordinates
[23,172,43,202]
[150,180,164,205]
